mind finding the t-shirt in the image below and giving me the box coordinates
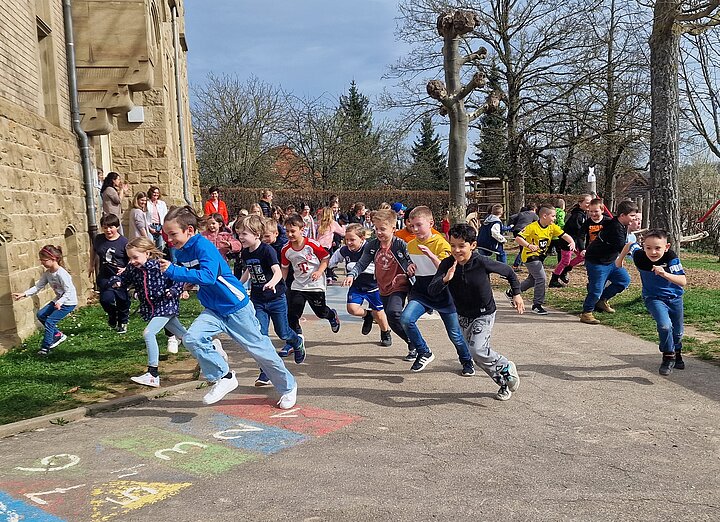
[582,217,611,249]
[329,244,378,293]
[518,222,564,262]
[633,249,685,299]
[281,238,329,292]
[93,234,128,281]
[241,242,285,303]
[374,245,410,296]
[407,233,453,309]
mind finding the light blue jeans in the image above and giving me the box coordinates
[144,316,187,367]
[643,295,684,354]
[182,303,296,393]
[400,300,473,363]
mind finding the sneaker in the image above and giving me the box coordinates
[674,352,685,370]
[329,309,341,333]
[502,361,520,392]
[131,372,160,388]
[293,335,306,364]
[166,335,179,354]
[37,347,51,356]
[495,385,512,401]
[595,298,616,314]
[212,338,229,362]
[116,323,128,334]
[659,356,675,376]
[504,289,514,302]
[48,333,67,350]
[461,361,475,377]
[254,371,272,387]
[108,319,117,329]
[410,351,435,372]
[277,385,298,409]
[203,371,239,405]
[580,311,600,325]
[403,348,417,362]
[361,311,374,335]
[278,344,294,357]
[531,304,548,315]
[380,330,392,347]
[559,272,570,284]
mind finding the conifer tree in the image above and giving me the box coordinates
[467,106,509,180]
[410,114,448,189]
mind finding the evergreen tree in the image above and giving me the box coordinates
[467,106,509,180]
[410,114,448,190]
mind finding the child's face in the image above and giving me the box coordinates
[373,221,395,243]
[449,236,475,264]
[164,219,194,249]
[237,228,260,249]
[102,225,119,239]
[403,219,415,233]
[643,236,670,262]
[40,257,57,270]
[628,214,642,232]
[588,204,603,222]
[619,211,637,226]
[250,205,262,216]
[286,225,304,244]
[539,209,556,226]
[344,231,363,251]
[410,216,433,239]
[127,247,149,267]
[579,196,592,211]
[262,228,278,244]
[206,219,221,233]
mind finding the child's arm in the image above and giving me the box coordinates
[328,248,344,269]
[311,257,329,281]
[87,244,97,277]
[264,264,283,293]
[165,278,185,299]
[161,247,222,285]
[13,272,50,300]
[491,223,506,243]
[417,244,442,268]
[240,268,250,284]
[344,242,373,285]
[428,258,453,296]
[515,234,539,252]
[559,232,575,252]
[615,242,632,268]
[484,258,525,314]
[652,265,687,287]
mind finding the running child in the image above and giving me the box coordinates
[159,205,297,408]
[550,194,591,287]
[330,224,392,346]
[13,245,78,355]
[400,206,475,375]
[512,204,576,314]
[236,215,305,386]
[88,214,131,334]
[281,214,340,355]
[429,224,524,400]
[477,203,508,263]
[112,237,187,388]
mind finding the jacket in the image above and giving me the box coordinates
[113,259,183,321]
[347,237,413,283]
[477,214,505,254]
[562,205,588,249]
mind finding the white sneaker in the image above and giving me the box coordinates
[203,371,238,405]
[212,338,229,362]
[48,333,67,349]
[130,372,160,388]
[504,361,520,392]
[166,336,179,354]
[277,385,298,409]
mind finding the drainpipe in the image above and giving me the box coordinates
[171,4,193,206]
[62,0,98,238]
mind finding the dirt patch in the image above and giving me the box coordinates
[684,325,720,343]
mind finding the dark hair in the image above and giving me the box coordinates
[165,205,201,231]
[39,245,65,267]
[527,202,538,211]
[644,228,669,241]
[448,224,477,244]
[208,186,220,195]
[100,171,120,195]
[147,185,161,197]
[208,212,226,226]
[100,214,120,228]
[538,204,555,216]
[617,200,639,215]
[466,203,478,215]
[284,214,304,229]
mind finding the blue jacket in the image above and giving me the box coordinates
[113,259,184,321]
[164,233,249,317]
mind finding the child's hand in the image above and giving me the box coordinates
[652,265,666,277]
[342,275,354,287]
[180,291,190,300]
[418,244,432,257]
[112,282,121,288]
[310,270,322,281]
[566,240,576,252]
[117,267,126,275]
[159,259,171,272]
[443,261,457,283]
[12,293,24,301]
[512,295,525,314]
[183,283,194,292]
[54,301,62,310]
[263,281,277,293]
[407,263,417,277]
[527,244,539,252]
[580,250,586,257]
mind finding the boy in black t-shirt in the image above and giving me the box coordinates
[88,214,131,333]
[237,215,305,386]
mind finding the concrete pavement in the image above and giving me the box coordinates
[0,286,718,521]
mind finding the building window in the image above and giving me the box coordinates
[35,0,59,125]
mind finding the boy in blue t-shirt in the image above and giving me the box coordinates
[619,229,687,376]
[237,215,306,386]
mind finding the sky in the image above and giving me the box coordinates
[183,0,410,116]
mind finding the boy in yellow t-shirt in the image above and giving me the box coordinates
[511,204,576,314]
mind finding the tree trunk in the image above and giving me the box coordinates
[649,1,682,252]
[443,29,467,224]
[507,94,524,212]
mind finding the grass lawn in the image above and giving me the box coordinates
[0,296,205,425]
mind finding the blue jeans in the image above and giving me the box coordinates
[37,302,75,349]
[399,300,472,363]
[182,303,296,394]
[480,248,507,264]
[643,295,684,354]
[144,316,187,367]
[583,262,631,312]
[254,296,302,349]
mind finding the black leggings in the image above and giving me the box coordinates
[97,280,131,326]
[287,289,334,334]
[380,291,410,345]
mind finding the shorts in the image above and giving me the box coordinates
[347,287,384,311]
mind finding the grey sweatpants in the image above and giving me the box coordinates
[459,313,509,384]
[520,259,546,306]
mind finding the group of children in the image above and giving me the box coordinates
[13,193,689,409]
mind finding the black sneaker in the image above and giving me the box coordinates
[559,272,570,284]
[505,289,513,302]
[293,335,306,364]
[380,330,392,347]
[659,356,675,376]
[117,323,128,334]
[403,348,417,362]
[411,351,435,372]
[361,310,374,335]
[461,361,475,376]
[37,346,52,356]
[254,370,271,387]
[531,304,548,315]
[674,352,685,370]
[329,310,341,333]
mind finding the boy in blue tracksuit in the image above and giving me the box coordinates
[160,205,297,408]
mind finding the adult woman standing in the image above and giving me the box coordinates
[128,192,151,240]
[101,171,129,235]
[203,186,229,224]
[146,186,168,250]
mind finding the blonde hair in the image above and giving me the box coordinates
[345,223,367,239]
[318,207,335,236]
[378,202,391,210]
[239,214,265,237]
[408,206,433,221]
[491,204,504,216]
[371,209,397,227]
[133,191,147,210]
[126,237,164,259]
[263,218,279,235]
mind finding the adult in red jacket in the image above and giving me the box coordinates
[203,186,229,224]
